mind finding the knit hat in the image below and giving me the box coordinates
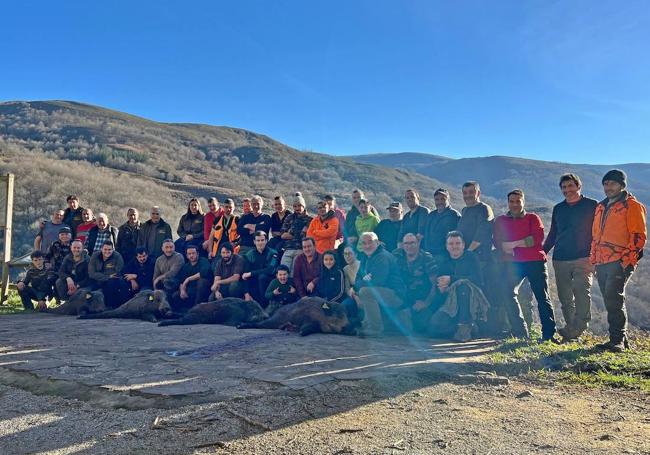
[293,192,306,207]
[434,188,450,197]
[602,169,627,188]
[386,202,402,210]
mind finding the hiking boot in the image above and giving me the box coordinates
[595,340,626,353]
[558,326,580,342]
[453,324,473,343]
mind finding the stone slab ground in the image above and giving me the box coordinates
[0,314,648,454]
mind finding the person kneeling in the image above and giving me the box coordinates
[429,231,489,342]
[351,232,410,337]
[209,242,246,300]
[264,265,298,315]
[17,251,57,311]
[172,245,211,312]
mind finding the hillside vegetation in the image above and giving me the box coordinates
[0,100,445,256]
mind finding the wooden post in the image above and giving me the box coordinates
[0,174,14,305]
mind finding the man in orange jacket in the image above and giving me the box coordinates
[590,169,647,352]
[307,201,339,254]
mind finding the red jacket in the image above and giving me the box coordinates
[493,212,546,262]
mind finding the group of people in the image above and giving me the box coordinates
[17,169,646,352]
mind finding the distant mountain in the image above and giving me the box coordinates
[353,153,650,208]
[0,100,445,255]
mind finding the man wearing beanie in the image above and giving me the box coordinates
[591,169,647,352]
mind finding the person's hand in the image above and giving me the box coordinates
[153,277,161,287]
[244,224,255,233]
[180,285,188,299]
[185,234,193,241]
[124,274,137,281]
[244,293,252,301]
[210,281,219,292]
[130,280,139,292]
[16,281,25,291]
[348,288,355,297]
[289,286,296,294]
[202,240,210,250]
[214,291,223,300]
[242,272,252,280]
[306,282,315,293]
[273,288,281,295]
[36,300,47,311]
[67,282,77,295]
[44,262,52,270]
[413,300,428,312]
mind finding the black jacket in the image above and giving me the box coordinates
[117,221,142,264]
[58,251,91,288]
[137,219,173,258]
[123,256,156,289]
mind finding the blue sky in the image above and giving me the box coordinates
[2,1,649,164]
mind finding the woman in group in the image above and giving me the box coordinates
[315,250,346,303]
[176,198,205,256]
[340,246,363,328]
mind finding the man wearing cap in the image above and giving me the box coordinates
[422,189,461,261]
[280,193,313,274]
[45,226,73,275]
[591,169,647,352]
[138,206,173,259]
[398,189,430,243]
[374,202,403,253]
[543,173,598,341]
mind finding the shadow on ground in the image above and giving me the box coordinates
[0,313,504,454]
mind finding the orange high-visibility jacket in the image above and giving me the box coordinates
[306,214,339,254]
[590,192,647,268]
[210,215,240,256]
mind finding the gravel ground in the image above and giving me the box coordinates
[1,374,648,454]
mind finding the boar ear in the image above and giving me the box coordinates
[85,293,92,300]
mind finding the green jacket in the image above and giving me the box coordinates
[355,213,381,250]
